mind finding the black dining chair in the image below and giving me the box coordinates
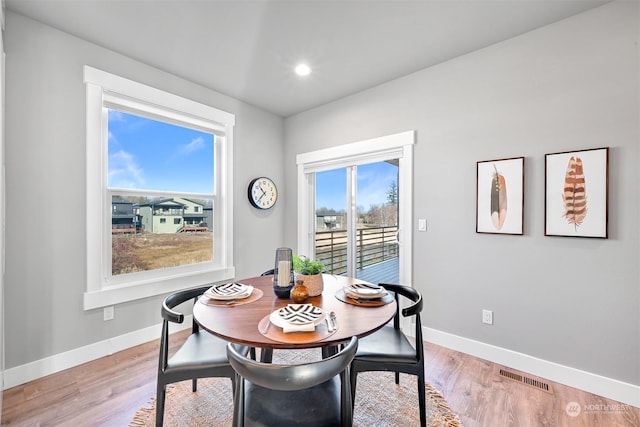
[227,336,358,427]
[349,283,426,427]
[255,269,275,363]
[156,285,250,427]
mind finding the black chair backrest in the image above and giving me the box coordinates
[227,336,358,391]
[162,285,210,324]
[379,283,424,359]
[159,285,210,369]
[379,283,422,320]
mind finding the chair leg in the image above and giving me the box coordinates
[232,376,245,427]
[417,373,427,427]
[349,369,358,409]
[192,378,197,392]
[260,348,273,363]
[156,384,166,427]
[322,345,338,359]
[341,370,353,426]
[230,374,236,398]
[395,371,400,384]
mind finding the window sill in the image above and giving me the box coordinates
[83,266,235,310]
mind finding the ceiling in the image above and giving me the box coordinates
[6,0,608,117]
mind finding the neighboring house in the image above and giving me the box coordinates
[111,198,137,234]
[181,198,210,232]
[139,197,209,234]
[316,214,345,230]
[204,206,213,232]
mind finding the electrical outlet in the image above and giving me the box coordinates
[104,306,115,321]
[482,309,493,325]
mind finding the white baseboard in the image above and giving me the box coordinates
[3,317,192,390]
[5,321,638,409]
[424,327,639,408]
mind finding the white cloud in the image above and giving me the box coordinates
[179,136,206,155]
[107,131,121,149]
[358,169,396,209]
[108,149,145,188]
[108,110,126,123]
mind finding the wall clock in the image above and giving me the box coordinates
[248,177,278,210]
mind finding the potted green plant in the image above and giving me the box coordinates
[293,254,325,296]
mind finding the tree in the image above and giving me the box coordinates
[316,206,344,215]
[386,181,398,206]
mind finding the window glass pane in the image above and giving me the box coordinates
[355,161,399,281]
[315,168,347,274]
[108,109,214,194]
[357,161,399,228]
[314,161,399,280]
[111,195,213,276]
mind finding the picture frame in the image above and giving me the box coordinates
[476,157,524,235]
[545,147,609,238]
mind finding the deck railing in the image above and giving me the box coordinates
[315,225,399,275]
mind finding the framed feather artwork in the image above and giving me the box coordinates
[476,157,524,235]
[545,147,609,238]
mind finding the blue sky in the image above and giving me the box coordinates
[108,110,214,194]
[108,110,397,208]
[316,162,398,212]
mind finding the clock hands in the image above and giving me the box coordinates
[255,184,268,204]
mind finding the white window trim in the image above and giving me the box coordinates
[83,66,234,310]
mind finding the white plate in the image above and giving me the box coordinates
[205,283,253,300]
[345,283,386,299]
[278,304,323,324]
[270,304,326,327]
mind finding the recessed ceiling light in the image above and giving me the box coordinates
[294,64,311,76]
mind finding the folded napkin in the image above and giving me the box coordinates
[282,322,316,333]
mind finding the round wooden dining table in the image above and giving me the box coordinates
[193,274,397,353]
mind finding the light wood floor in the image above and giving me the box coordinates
[2,329,638,426]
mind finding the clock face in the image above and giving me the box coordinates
[248,177,278,210]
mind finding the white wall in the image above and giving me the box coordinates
[3,12,285,377]
[284,0,639,402]
[0,1,5,418]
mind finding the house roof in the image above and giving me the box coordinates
[139,198,185,208]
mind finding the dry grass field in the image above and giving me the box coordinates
[112,232,213,274]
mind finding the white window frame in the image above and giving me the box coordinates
[83,66,235,310]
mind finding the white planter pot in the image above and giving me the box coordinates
[297,274,324,297]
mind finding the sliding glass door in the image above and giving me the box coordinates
[315,161,399,283]
[296,131,414,287]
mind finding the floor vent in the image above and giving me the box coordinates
[499,369,553,394]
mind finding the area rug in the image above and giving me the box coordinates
[130,349,462,426]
